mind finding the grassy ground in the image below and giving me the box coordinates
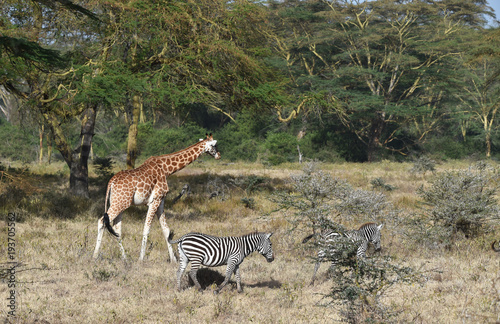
[1,159,499,323]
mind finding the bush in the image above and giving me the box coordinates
[409,156,436,175]
[271,163,419,322]
[264,132,298,165]
[415,164,499,247]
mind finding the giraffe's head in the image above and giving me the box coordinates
[201,133,221,160]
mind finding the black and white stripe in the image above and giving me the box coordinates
[169,232,274,293]
[303,222,383,285]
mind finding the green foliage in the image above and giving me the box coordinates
[92,157,114,178]
[137,123,208,159]
[217,109,271,162]
[0,36,69,69]
[422,136,478,160]
[0,117,38,162]
[264,132,298,165]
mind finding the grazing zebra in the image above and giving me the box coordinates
[302,222,383,285]
[169,232,274,293]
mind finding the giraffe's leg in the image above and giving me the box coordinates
[157,200,177,263]
[112,213,126,260]
[139,199,161,261]
[93,216,105,259]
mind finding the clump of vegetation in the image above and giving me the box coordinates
[241,197,256,209]
[410,156,436,175]
[93,156,115,178]
[271,163,417,322]
[325,252,422,323]
[411,164,499,248]
[370,177,395,191]
[269,162,342,232]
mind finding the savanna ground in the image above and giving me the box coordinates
[1,159,499,323]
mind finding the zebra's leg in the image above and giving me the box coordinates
[176,250,189,292]
[357,241,368,258]
[234,265,242,293]
[310,261,321,286]
[215,259,237,294]
[188,260,203,291]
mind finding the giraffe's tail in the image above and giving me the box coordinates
[103,213,119,237]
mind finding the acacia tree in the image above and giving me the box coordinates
[86,0,282,168]
[266,0,494,161]
[456,28,500,157]
[0,0,108,197]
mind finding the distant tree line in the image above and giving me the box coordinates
[0,0,499,196]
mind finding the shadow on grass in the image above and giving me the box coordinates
[185,268,282,291]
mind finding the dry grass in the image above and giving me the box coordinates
[1,160,500,323]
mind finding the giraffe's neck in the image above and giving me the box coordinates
[158,140,206,175]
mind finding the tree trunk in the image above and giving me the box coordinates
[46,130,53,164]
[43,103,97,197]
[367,111,385,162]
[69,104,97,197]
[485,130,491,158]
[39,124,44,164]
[126,94,141,169]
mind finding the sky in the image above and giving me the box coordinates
[487,0,500,27]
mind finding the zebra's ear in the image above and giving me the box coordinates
[378,224,384,230]
[267,233,273,239]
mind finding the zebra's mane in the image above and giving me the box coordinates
[358,222,377,230]
[242,231,265,238]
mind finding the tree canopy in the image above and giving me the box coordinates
[1,0,499,194]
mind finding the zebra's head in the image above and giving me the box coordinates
[258,233,274,262]
[369,224,384,251]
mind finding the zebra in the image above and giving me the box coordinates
[302,222,383,285]
[168,232,274,293]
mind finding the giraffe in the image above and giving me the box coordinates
[93,134,220,262]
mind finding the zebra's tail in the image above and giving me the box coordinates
[302,233,315,244]
[168,231,181,244]
[103,213,119,237]
[492,240,500,252]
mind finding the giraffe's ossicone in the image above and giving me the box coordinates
[93,134,220,262]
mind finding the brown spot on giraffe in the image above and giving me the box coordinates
[93,134,221,261]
